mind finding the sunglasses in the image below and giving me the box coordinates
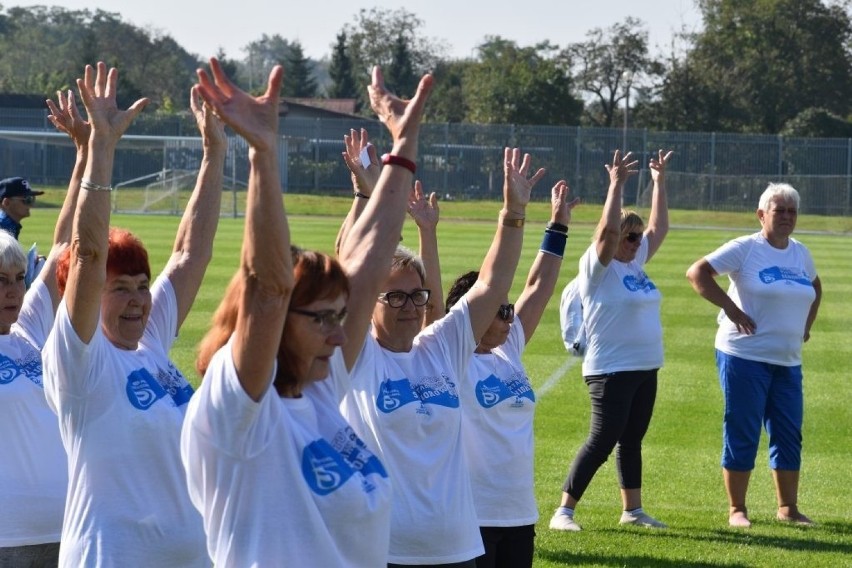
[15,195,36,205]
[625,232,642,243]
[498,303,514,321]
[377,289,431,308]
[289,307,347,332]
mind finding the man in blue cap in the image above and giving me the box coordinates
[0,177,44,239]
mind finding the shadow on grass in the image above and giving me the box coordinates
[538,521,852,566]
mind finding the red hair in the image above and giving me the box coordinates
[196,246,349,394]
[56,227,151,296]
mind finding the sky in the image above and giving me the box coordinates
[13,0,703,61]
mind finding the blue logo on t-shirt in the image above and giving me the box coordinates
[758,266,812,286]
[377,375,460,413]
[155,362,194,407]
[475,373,535,408]
[303,438,379,496]
[0,350,42,386]
[328,426,387,494]
[125,368,168,410]
[623,272,657,292]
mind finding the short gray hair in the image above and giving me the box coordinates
[0,230,26,274]
[759,183,800,211]
[390,244,426,285]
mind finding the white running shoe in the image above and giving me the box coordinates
[549,511,582,532]
[619,510,668,528]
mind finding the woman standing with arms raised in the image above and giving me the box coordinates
[549,149,673,532]
[43,62,225,566]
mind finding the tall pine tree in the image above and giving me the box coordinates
[327,32,357,99]
[282,41,317,98]
[386,34,417,98]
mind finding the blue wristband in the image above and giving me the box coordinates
[540,229,567,258]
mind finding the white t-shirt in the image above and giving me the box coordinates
[341,298,484,565]
[42,277,208,568]
[461,321,537,527]
[705,232,817,366]
[580,238,664,376]
[0,280,66,547]
[181,343,392,568]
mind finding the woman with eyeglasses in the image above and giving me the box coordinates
[182,61,433,566]
[338,147,544,567]
[0,89,88,567]
[549,149,673,532]
[442,180,577,568]
[686,184,820,528]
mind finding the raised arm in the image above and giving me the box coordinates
[334,129,380,255]
[160,87,227,329]
[514,180,579,343]
[196,58,292,401]
[644,149,674,261]
[42,89,90,308]
[595,150,638,266]
[408,180,444,326]
[465,148,544,342]
[338,66,433,369]
[66,62,148,343]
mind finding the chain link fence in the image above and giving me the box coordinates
[2,109,850,215]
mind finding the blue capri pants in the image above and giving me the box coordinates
[715,350,803,471]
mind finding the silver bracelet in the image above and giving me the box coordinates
[81,178,114,192]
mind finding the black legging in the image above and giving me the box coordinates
[562,369,658,500]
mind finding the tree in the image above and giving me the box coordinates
[282,41,318,98]
[565,17,663,127]
[652,0,852,133]
[385,34,418,98]
[425,59,471,123]
[0,6,197,112]
[327,32,358,99]
[462,37,582,126]
[241,34,295,92]
[343,7,447,111]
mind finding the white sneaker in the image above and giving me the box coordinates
[549,511,582,532]
[619,510,667,528]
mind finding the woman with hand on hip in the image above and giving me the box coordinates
[686,183,820,528]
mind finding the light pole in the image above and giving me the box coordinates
[622,71,634,153]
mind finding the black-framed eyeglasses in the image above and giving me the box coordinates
[377,289,431,308]
[498,303,514,321]
[15,195,36,205]
[289,307,347,331]
[625,231,642,243]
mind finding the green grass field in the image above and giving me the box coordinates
[24,193,852,567]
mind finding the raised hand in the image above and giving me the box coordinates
[190,85,226,150]
[195,58,282,152]
[503,147,545,215]
[46,89,90,150]
[551,180,580,226]
[649,149,674,183]
[604,149,639,187]
[76,62,148,146]
[407,180,439,230]
[368,66,433,148]
[341,128,380,196]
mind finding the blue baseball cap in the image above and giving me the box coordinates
[0,177,44,199]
